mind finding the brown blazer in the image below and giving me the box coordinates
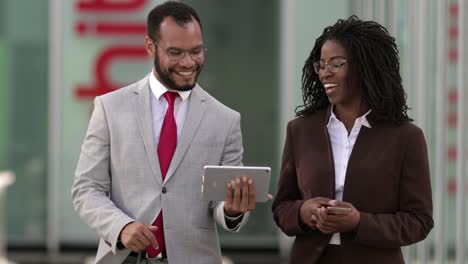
[272,107,433,264]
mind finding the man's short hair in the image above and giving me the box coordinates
[147,1,202,41]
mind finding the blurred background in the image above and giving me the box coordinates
[0,0,467,263]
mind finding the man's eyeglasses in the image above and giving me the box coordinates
[151,39,207,62]
[313,58,348,74]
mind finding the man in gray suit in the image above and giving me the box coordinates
[72,1,259,263]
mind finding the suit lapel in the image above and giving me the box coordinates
[323,125,336,197]
[322,107,336,197]
[342,123,376,201]
[164,85,206,183]
[346,111,378,181]
[133,75,163,184]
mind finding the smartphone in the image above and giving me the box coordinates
[326,206,352,215]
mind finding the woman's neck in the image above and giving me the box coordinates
[334,103,369,133]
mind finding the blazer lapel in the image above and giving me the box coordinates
[342,122,376,201]
[343,112,378,200]
[322,106,336,197]
[133,75,162,185]
[163,85,206,183]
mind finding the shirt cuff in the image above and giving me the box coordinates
[215,201,250,232]
[224,211,244,222]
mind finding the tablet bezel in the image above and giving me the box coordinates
[202,165,271,202]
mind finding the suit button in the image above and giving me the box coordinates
[162,187,167,194]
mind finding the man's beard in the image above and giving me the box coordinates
[154,53,203,91]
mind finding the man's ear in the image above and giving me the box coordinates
[145,36,155,57]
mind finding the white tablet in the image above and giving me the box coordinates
[202,165,271,202]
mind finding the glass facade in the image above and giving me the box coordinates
[0,0,282,248]
[188,0,280,247]
[0,1,467,263]
[1,0,49,245]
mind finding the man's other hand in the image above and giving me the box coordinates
[120,221,158,252]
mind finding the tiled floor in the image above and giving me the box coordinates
[6,251,455,264]
[7,249,282,264]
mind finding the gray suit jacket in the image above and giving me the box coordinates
[72,74,244,264]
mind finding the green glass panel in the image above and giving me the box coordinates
[0,41,7,170]
[6,41,48,244]
[188,0,280,247]
[3,0,49,244]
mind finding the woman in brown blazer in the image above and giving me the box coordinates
[272,16,433,264]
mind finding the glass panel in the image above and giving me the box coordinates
[0,42,8,170]
[188,0,280,247]
[2,0,49,244]
[0,0,4,37]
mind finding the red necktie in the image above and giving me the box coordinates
[147,91,177,257]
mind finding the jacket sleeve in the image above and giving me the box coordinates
[272,121,311,236]
[353,126,434,248]
[71,97,134,254]
[212,112,250,231]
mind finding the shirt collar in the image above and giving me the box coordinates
[149,69,191,101]
[326,106,372,128]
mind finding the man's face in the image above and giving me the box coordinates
[147,16,204,91]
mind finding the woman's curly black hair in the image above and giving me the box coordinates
[295,15,412,125]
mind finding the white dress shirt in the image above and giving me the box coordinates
[148,71,246,231]
[326,107,371,245]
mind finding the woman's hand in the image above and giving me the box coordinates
[314,200,360,234]
[299,197,331,229]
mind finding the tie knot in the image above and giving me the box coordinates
[164,91,178,106]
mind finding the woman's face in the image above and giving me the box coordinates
[318,40,362,108]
